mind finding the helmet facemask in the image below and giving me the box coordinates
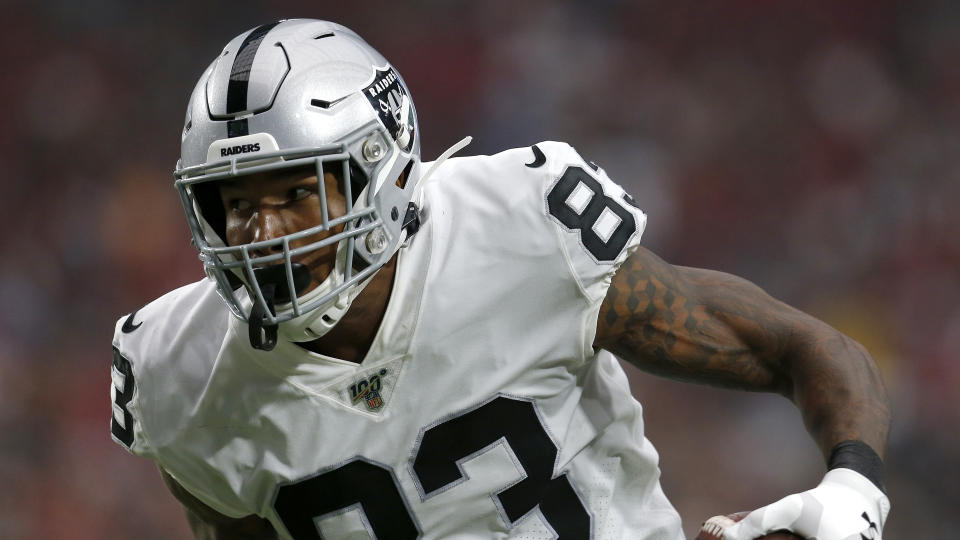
[176,125,418,351]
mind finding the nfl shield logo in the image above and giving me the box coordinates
[365,391,384,411]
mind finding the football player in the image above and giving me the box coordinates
[110,19,890,539]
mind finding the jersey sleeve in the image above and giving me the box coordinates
[106,281,254,518]
[536,141,648,304]
[110,316,154,458]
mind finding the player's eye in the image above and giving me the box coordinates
[290,187,314,201]
[229,199,252,211]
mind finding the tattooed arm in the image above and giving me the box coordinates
[160,468,278,540]
[594,246,890,461]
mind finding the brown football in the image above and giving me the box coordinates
[695,511,804,540]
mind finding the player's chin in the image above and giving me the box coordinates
[296,231,340,277]
[298,256,335,293]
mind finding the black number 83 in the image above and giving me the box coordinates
[273,396,591,538]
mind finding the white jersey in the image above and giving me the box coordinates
[111,141,684,539]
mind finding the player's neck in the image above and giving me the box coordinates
[294,255,398,364]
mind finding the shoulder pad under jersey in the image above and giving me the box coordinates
[431,141,647,303]
[109,279,230,457]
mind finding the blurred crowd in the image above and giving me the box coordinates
[0,0,956,538]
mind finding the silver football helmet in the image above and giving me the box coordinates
[174,19,422,350]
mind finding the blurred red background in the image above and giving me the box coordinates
[0,1,956,538]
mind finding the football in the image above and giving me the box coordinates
[695,512,804,540]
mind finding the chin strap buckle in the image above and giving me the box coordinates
[401,202,421,237]
[248,283,279,351]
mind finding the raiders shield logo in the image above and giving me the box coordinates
[362,67,414,150]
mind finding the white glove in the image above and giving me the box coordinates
[723,468,890,540]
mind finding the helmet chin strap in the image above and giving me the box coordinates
[418,136,472,187]
[277,269,378,343]
[247,263,312,351]
[248,282,279,351]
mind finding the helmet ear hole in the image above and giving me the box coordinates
[396,159,414,189]
[347,160,367,204]
[329,160,367,205]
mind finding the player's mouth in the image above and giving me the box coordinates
[251,263,312,306]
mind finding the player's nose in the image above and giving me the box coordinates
[250,207,286,256]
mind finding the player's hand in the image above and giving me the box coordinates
[722,468,890,540]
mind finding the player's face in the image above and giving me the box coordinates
[219,166,347,291]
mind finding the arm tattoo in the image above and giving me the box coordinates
[596,247,793,392]
[595,247,890,459]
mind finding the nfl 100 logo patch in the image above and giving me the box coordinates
[335,357,405,415]
[348,369,388,411]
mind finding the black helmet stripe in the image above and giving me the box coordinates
[227,118,248,138]
[226,21,282,115]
